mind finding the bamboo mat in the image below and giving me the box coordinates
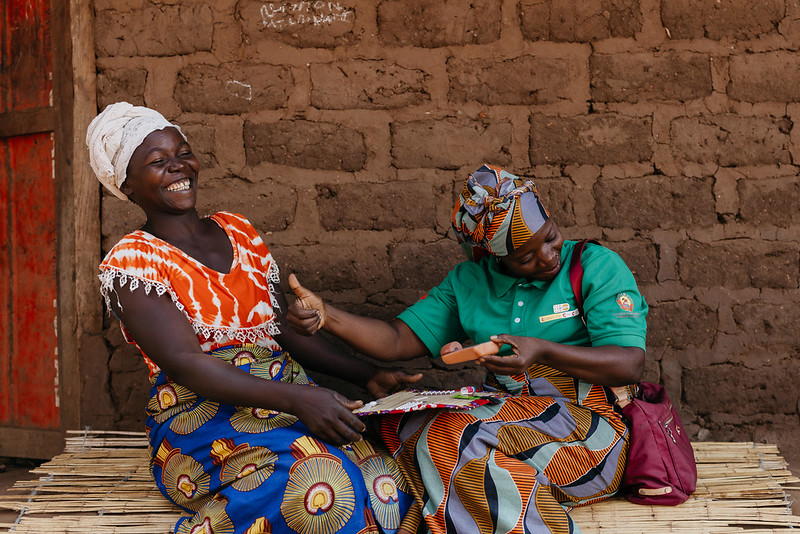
[1,431,799,533]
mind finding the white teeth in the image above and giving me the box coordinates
[166,179,191,192]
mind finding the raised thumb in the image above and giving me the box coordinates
[288,273,311,299]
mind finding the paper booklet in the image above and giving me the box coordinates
[353,387,507,416]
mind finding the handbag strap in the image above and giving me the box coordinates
[568,239,600,320]
[568,239,632,408]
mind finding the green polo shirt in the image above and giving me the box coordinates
[398,240,647,358]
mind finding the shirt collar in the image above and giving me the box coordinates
[486,257,518,296]
[486,241,576,296]
[487,257,553,296]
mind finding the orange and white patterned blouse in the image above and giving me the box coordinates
[99,212,282,376]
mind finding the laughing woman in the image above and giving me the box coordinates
[87,102,422,534]
[288,165,648,534]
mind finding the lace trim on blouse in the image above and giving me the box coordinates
[98,261,282,342]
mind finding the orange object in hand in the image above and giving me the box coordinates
[440,341,500,364]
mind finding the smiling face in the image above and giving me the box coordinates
[498,219,564,281]
[120,127,199,215]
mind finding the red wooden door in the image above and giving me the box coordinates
[0,0,60,448]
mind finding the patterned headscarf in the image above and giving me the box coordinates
[85,102,186,200]
[452,164,549,260]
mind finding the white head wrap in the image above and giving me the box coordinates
[85,102,186,200]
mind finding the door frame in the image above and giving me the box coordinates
[0,0,99,459]
[54,0,102,451]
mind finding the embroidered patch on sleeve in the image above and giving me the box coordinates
[614,292,641,319]
[616,292,634,312]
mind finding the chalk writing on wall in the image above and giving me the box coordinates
[260,2,353,30]
[226,80,253,100]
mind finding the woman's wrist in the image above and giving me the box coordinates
[320,302,339,333]
[265,381,301,414]
[346,357,377,389]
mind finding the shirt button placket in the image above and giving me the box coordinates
[512,289,524,333]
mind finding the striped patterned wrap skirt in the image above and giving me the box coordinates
[378,374,629,534]
[144,344,420,534]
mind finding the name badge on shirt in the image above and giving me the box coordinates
[539,309,580,323]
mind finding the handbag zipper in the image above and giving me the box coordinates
[660,412,689,493]
[664,415,677,444]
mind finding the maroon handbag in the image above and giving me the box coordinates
[610,382,697,504]
[569,239,697,505]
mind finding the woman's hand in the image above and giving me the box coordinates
[289,386,367,445]
[440,341,463,355]
[479,334,646,386]
[287,274,326,335]
[366,368,423,399]
[477,334,544,375]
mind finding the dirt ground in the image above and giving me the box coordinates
[0,459,43,528]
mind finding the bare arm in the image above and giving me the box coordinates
[273,282,376,385]
[482,334,644,386]
[108,277,367,445]
[288,274,644,385]
[271,284,422,396]
[287,274,429,361]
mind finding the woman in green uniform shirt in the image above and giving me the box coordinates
[287,164,647,534]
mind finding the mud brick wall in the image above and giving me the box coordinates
[89,0,800,454]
